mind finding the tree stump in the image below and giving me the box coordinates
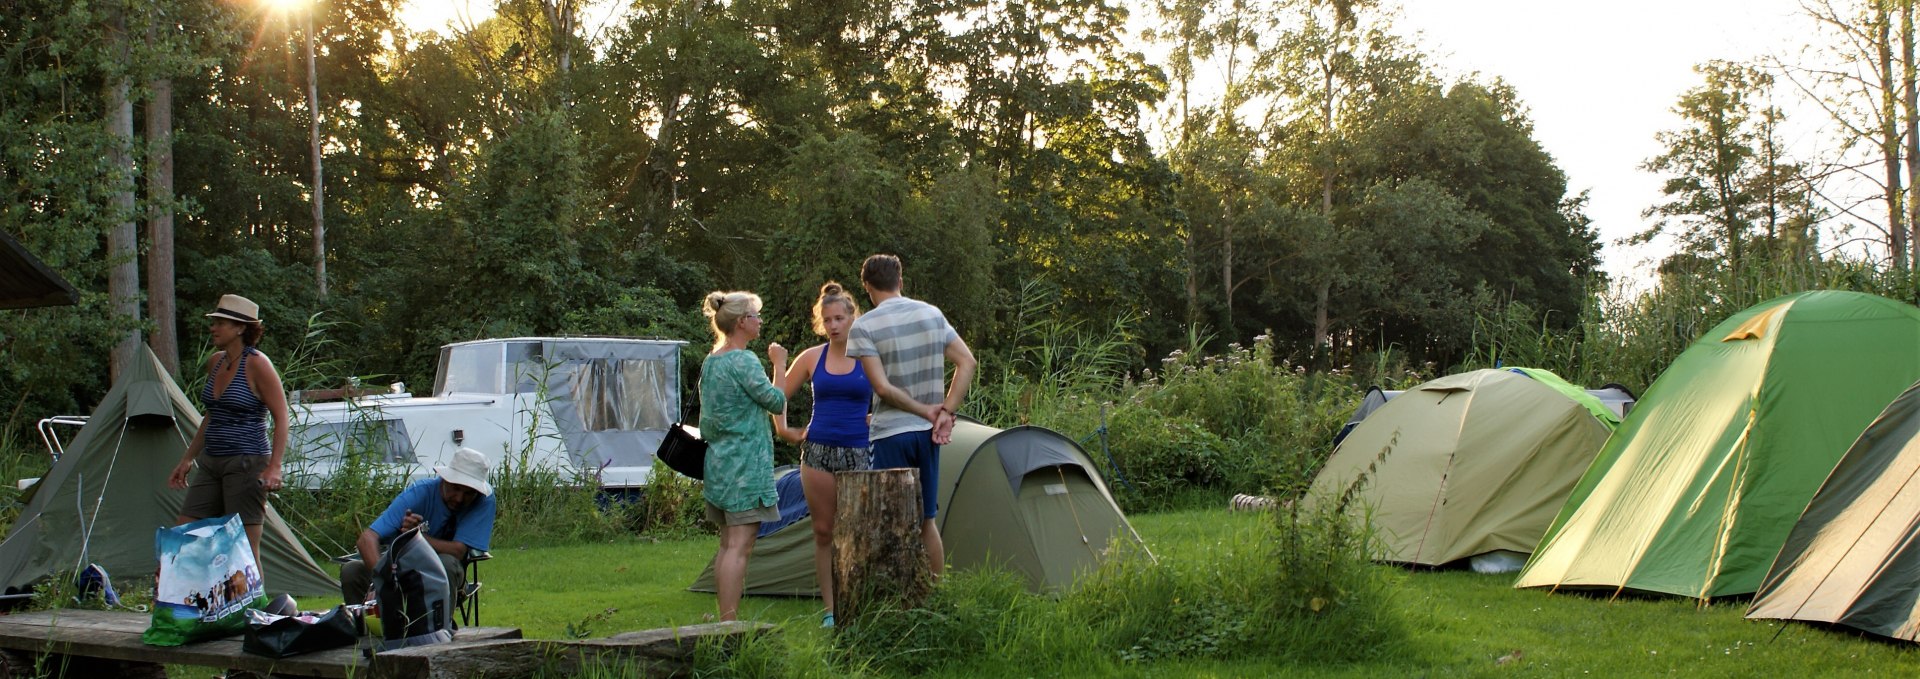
[833,469,932,624]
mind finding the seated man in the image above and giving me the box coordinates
[340,447,496,606]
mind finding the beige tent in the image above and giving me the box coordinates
[0,345,338,596]
[1307,369,1617,567]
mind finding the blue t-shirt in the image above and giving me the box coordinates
[369,478,496,552]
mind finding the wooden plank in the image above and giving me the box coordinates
[370,622,772,679]
[0,610,518,678]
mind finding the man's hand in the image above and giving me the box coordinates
[933,410,957,445]
[400,510,423,533]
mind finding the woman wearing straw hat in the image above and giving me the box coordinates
[167,294,290,574]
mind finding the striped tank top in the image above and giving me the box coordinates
[200,347,270,456]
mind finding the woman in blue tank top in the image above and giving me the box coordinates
[166,294,291,574]
[768,281,873,627]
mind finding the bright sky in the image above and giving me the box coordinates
[1401,0,1812,277]
[397,0,1818,278]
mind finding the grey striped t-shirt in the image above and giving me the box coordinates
[845,296,959,441]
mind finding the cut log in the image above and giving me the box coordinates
[833,469,932,623]
[370,621,772,679]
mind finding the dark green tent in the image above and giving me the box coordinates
[1748,379,1920,641]
[0,345,338,596]
[692,421,1143,595]
[1516,291,1920,599]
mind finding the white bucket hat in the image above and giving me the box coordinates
[435,447,493,496]
[204,294,261,324]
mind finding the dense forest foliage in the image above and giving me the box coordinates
[2,0,1914,438]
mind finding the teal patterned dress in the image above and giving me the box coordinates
[699,349,786,512]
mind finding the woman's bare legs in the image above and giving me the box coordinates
[800,465,839,613]
[713,523,760,621]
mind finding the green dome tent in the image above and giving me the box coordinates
[1307,368,1619,567]
[1515,291,1920,600]
[0,345,338,597]
[1748,379,1920,641]
[692,420,1144,595]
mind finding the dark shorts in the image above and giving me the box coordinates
[871,430,939,520]
[802,441,872,473]
[180,453,268,524]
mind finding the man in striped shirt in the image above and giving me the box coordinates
[848,254,977,576]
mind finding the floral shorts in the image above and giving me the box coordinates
[802,441,873,473]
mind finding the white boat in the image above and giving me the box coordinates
[286,337,686,489]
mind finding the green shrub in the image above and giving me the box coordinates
[808,493,1401,676]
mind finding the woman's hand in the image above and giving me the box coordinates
[168,460,193,490]
[768,342,788,367]
[260,463,284,492]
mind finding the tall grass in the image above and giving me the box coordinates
[690,497,1399,677]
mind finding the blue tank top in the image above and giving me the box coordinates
[200,347,271,456]
[808,344,872,449]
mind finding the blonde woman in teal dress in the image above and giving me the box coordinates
[699,290,786,622]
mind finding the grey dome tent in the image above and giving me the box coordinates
[0,345,338,597]
[692,420,1144,595]
[1748,379,1920,641]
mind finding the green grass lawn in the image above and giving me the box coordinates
[433,509,1920,676]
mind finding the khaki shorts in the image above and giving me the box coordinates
[180,453,269,524]
[705,501,779,527]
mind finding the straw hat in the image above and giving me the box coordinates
[435,447,493,496]
[204,294,261,324]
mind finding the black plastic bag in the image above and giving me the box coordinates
[656,422,707,479]
[242,605,360,658]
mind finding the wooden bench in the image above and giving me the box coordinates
[0,608,520,678]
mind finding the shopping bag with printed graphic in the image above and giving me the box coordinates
[142,514,267,646]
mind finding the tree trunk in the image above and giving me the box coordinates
[1314,44,1337,349]
[106,4,140,383]
[1879,2,1907,269]
[1221,196,1234,335]
[145,33,178,377]
[1903,0,1919,274]
[833,470,932,624]
[304,10,326,300]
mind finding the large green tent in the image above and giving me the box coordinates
[692,421,1143,595]
[0,345,338,597]
[1748,379,1920,641]
[1307,368,1618,567]
[1515,291,1920,599]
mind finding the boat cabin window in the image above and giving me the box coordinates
[291,418,414,465]
[436,343,505,395]
[570,358,674,432]
[506,342,548,394]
